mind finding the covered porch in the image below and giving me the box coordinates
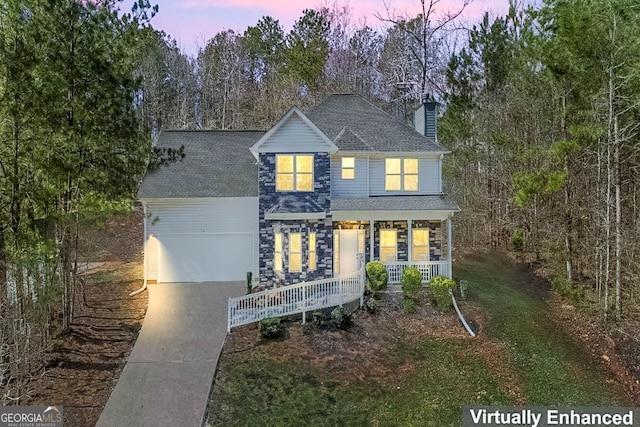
[331,195,458,283]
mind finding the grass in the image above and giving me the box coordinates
[454,253,626,406]
[206,252,631,426]
[208,338,509,427]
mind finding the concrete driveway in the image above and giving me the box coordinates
[96,281,245,427]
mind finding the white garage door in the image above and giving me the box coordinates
[157,232,254,282]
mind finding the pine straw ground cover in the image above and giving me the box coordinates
[205,252,637,427]
[23,209,147,427]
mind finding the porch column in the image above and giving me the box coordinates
[447,217,453,278]
[408,219,413,263]
[369,219,374,262]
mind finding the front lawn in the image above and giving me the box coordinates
[204,252,633,427]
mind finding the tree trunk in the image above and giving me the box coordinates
[614,114,622,320]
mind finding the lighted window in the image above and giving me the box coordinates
[276,154,313,191]
[309,232,316,271]
[358,231,365,254]
[274,233,283,271]
[412,229,429,261]
[385,158,418,191]
[380,229,397,261]
[289,233,302,272]
[341,157,355,179]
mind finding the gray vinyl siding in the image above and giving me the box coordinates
[330,157,368,197]
[369,157,441,196]
[143,197,259,281]
[420,158,441,194]
[258,114,329,153]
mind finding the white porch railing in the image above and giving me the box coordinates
[382,260,451,284]
[227,266,365,332]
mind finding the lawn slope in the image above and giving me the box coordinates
[205,252,631,427]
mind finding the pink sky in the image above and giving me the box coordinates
[147,0,511,55]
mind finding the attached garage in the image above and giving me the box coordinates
[156,232,255,282]
[143,198,259,283]
[138,130,263,283]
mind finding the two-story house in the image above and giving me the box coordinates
[138,94,459,285]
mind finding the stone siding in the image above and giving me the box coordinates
[258,152,332,285]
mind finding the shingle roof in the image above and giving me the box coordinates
[138,130,263,199]
[265,195,325,214]
[331,195,460,212]
[307,94,446,152]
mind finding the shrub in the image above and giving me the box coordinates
[512,227,525,252]
[364,296,378,314]
[551,277,585,305]
[429,276,456,311]
[403,296,416,313]
[401,266,422,298]
[366,261,388,293]
[311,310,325,328]
[330,306,352,330]
[259,317,282,338]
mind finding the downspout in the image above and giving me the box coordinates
[130,202,148,297]
[450,289,475,337]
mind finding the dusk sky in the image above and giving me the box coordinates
[146,0,512,55]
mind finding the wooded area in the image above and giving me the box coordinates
[0,0,638,404]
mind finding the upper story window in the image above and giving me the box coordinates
[341,157,355,179]
[385,158,418,191]
[276,154,314,191]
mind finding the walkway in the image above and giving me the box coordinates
[96,281,244,427]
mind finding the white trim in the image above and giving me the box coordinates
[369,219,374,263]
[332,210,454,221]
[408,220,412,263]
[265,212,326,220]
[250,107,338,158]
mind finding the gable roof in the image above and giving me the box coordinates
[138,130,263,199]
[250,106,338,158]
[308,94,447,153]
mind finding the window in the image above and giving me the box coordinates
[412,229,429,261]
[274,233,283,271]
[385,158,419,191]
[341,157,355,179]
[276,154,313,191]
[289,233,302,272]
[380,229,397,261]
[309,232,316,271]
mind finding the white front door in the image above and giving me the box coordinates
[336,230,364,275]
